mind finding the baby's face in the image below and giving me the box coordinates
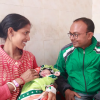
[40,69,51,77]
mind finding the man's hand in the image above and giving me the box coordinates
[65,89,81,100]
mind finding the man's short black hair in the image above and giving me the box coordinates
[73,17,95,33]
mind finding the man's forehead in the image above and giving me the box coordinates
[70,21,87,33]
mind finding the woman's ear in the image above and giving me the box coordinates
[7,27,14,39]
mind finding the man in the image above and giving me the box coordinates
[54,17,100,100]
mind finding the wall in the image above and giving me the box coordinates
[92,0,100,41]
[0,0,92,66]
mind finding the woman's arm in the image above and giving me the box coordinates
[0,84,11,99]
[0,77,24,100]
[0,68,39,99]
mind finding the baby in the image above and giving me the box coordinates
[18,65,60,100]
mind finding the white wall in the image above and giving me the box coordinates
[92,0,100,41]
[0,0,92,66]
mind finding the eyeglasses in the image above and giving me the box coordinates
[67,32,89,39]
[67,32,80,39]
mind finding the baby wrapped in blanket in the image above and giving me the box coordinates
[17,65,60,100]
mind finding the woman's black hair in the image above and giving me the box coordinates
[0,13,31,40]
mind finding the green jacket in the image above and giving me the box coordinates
[54,36,100,94]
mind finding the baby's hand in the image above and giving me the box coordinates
[54,72,60,76]
[34,67,40,74]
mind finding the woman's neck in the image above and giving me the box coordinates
[3,41,22,60]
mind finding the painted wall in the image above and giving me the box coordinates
[92,0,100,41]
[0,0,92,66]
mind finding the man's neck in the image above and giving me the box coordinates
[82,40,92,50]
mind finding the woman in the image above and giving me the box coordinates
[0,13,56,100]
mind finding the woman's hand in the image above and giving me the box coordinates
[42,91,56,100]
[20,69,39,83]
[47,92,56,100]
[8,69,39,92]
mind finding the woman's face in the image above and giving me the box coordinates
[40,69,51,77]
[11,24,31,49]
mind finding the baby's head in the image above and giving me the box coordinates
[39,69,51,77]
[39,65,60,78]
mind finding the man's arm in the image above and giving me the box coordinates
[54,50,72,95]
[54,50,81,100]
[56,75,73,95]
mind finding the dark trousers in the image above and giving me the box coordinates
[74,93,94,100]
[56,92,95,100]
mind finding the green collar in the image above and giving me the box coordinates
[77,36,97,54]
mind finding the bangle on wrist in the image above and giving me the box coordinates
[13,80,19,87]
[19,76,25,84]
[7,82,16,91]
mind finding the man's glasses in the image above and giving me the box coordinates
[67,32,80,39]
[67,32,89,39]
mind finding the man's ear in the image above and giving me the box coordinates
[87,32,93,40]
[7,27,14,39]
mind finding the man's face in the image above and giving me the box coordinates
[69,21,92,49]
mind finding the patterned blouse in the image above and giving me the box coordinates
[0,45,38,100]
